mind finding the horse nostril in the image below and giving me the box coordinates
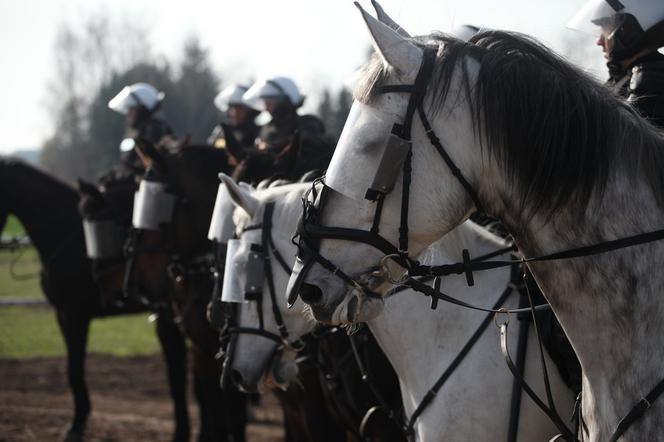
[300,283,323,304]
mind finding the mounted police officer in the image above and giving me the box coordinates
[207,83,261,165]
[109,82,174,148]
[104,82,174,179]
[240,76,333,179]
[242,76,326,151]
[569,0,664,127]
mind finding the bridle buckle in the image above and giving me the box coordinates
[494,308,511,329]
[379,254,410,285]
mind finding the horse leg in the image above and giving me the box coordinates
[156,316,190,442]
[223,384,247,442]
[191,340,247,442]
[274,389,314,442]
[56,308,91,442]
[191,345,214,442]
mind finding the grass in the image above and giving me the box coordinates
[0,216,42,299]
[3,215,26,236]
[0,216,161,358]
[0,306,161,358]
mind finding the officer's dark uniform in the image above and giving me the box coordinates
[99,113,174,184]
[259,111,325,152]
[130,116,173,145]
[609,51,664,129]
[257,106,333,179]
[207,120,261,163]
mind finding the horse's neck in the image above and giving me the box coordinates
[504,173,664,440]
[0,164,81,259]
[368,227,513,417]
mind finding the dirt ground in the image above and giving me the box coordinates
[0,354,284,442]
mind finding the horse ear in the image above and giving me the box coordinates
[370,0,411,38]
[355,2,422,80]
[219,173,259,217]
[77,178,103,200]
[134,138,166,172]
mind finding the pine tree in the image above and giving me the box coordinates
[171,37,221,143]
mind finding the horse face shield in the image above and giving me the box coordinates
[82,219,125,259]
[326,102,408,202]
[221,239,265,304]
[131,179,176,231]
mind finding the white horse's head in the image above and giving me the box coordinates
[220,177,317,392]
[290,3,483,324]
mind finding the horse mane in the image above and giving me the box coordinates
[355,31,664,219]
[0,157,79,204]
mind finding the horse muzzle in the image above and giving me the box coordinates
[331,285,384,324]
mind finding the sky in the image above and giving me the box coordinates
[0,0,604,154]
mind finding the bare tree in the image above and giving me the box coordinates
[40,13,153,181]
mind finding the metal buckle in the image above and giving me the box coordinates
[494,308,511,328]
[378,254,410,285]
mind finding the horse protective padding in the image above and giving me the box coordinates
[221,239,246,303]
[366,133,411,200]
[326,102,402,201]
[131,179,176,231]
[82,219,125,259]
[244,244,264,299]
[208,180,236,244]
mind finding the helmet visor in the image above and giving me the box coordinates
[108,86,138,114]
[567,0,624,36]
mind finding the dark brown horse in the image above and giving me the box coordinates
[78,152,247,442]
[0,158,191,442]
[117,144,247,441]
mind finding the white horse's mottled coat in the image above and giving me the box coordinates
[224,181,574,441]
[299,5,664,441]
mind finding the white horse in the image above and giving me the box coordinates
[295,4,664,441]
[220,177,575,441]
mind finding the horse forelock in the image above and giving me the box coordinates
[354,31,664,221]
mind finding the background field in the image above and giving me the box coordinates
[0,216,159,358]
[1,217,284,442]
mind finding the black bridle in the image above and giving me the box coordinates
[292,43,664,441]
[223,201,305,351]
[290,46,543,315]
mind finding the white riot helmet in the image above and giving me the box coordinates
[568,0,664,61]
[242,76,304,111]
[108,82,165,115]
[214,84,259,112]
[451,24,481,42]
